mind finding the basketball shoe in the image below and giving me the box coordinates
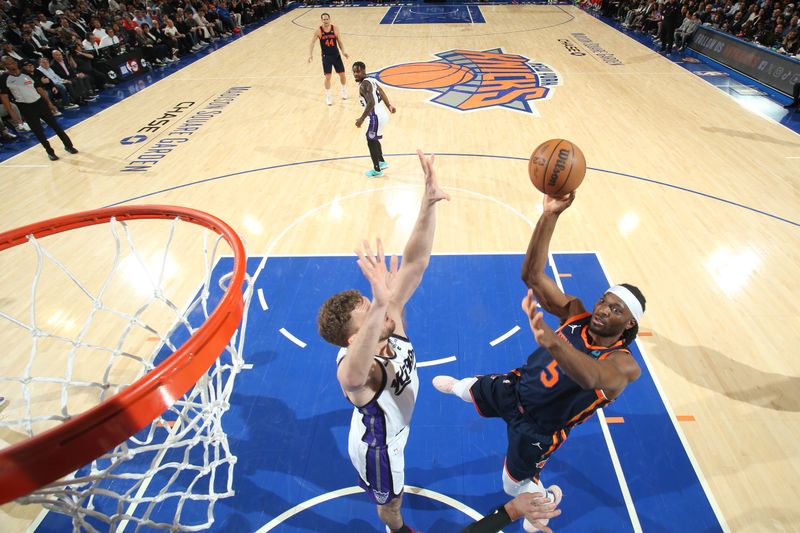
[523,485,562,532]
[379,161,389,170]
[325,93,332,106]
[432,375,457,393]
[365,169,383,178]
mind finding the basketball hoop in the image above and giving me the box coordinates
[0,205,250,531]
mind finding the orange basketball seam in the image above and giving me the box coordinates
[551,142,573,197]
[544,140,565,195]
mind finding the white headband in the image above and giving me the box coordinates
[606,285,643,323]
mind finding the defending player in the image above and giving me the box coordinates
[317,150,449,533]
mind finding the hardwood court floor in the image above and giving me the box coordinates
[1,4,798,532]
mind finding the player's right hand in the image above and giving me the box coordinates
[417,150,451,205]
[543,191,575,214]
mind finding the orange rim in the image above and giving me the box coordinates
[0,205,246,504]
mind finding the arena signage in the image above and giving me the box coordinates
[690,26,800,95]
[119,87,250,172]
[569,33,623,65]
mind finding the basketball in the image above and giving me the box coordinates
[528,139,587,195]
[377,62,475,89]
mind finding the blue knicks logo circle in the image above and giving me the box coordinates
[120,135,147,145]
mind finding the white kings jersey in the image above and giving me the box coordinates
[358,77,389,114]
[337,335,419,448]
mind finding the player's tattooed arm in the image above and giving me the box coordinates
[355,81,374,127]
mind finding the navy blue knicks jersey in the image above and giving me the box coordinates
[516,312,630,434]
[319,25,339,56]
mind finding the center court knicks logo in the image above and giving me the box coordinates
[375,48,561,115]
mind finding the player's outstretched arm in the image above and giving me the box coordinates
[521,290,641,398]
[520,192,583,321]
[390,150,451,310]
[337,239,395,394]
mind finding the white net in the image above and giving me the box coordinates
[0,213,250,532]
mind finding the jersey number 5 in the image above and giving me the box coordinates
[540,360,560,388]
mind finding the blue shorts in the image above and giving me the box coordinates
[470,373,568,482]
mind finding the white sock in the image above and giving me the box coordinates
[452,377,477,403]
[502,468,546,497]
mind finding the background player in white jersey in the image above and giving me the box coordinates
[317,150,449,533]
[353,61,396,178]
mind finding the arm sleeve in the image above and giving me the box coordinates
[458,505,513,533]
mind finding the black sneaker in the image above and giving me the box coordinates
[47,151,59,161]
[65,147,79,154]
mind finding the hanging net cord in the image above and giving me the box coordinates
[0,215,250,532]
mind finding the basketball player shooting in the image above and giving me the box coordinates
[316,150,449,533]
[353,61,396,178]
[433,191,646,532]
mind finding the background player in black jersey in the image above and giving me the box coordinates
[433,191,646,532]
[308,12,349,105]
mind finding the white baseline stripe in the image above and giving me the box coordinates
[417,355,457,367]
[596,410,642,532]
[550,253,642,533]
[257,287,268,310]
[26,509,48,533]
[593,253,730,532]
[279,327,307,348]
[391,6,402,24]
[489,325,520,346]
